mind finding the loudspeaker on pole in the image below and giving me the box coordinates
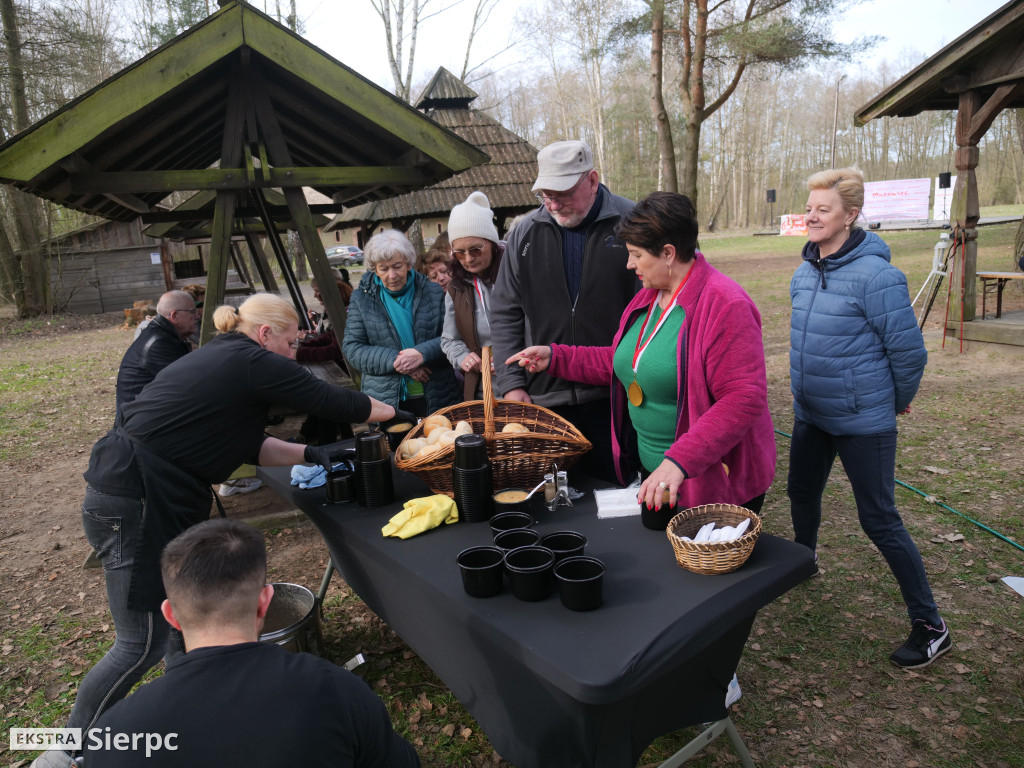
[938,172,951,189]
[766,189,776,204]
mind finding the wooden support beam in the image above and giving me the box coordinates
[968,82,1024,143]
[244,230,279,293]
[139,203,344,224]
[68,165,430,194]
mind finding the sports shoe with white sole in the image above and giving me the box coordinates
[218,477,263,497]
[890,618,951,669]
[725,673,742,707]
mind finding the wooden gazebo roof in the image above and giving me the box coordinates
[0,0,488,345]
[327,68,538,234]
[854,0,1024,347]
[854,0,1024,124]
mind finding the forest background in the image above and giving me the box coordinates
[2,0,1023,317]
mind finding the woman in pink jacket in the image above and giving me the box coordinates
[507,191,775,514]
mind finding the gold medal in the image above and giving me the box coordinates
[628,379,644,407]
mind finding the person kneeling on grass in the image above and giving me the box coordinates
[83,518,419,768]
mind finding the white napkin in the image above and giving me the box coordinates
[682,518,751,544]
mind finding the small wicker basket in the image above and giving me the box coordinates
[393,347,591,496]
[665,504,762,575]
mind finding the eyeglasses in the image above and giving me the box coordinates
[173,308,199,316]
[534,173,587,205]
[451,245,487,260]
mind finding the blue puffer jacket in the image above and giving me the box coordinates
[790,229,926,435]
[342,269,459,411]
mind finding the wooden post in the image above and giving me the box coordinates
[948,90,980,325]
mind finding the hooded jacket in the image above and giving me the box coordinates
[343,269,459,411]
[789,229,927,435]
[490,185,639,407]
[547,254,776,508]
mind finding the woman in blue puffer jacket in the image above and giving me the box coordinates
[788,167,950,670]
[343,230,459,416]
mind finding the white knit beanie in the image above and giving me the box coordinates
[448,191,499,243]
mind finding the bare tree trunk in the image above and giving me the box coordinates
[1,0,49,317]
[649,1,676,191]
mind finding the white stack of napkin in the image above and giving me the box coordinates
[681,517,750,544]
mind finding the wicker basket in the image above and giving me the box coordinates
[393,347,592,496]
[665,504,762,575]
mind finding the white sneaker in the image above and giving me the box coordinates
[725,673,742,707]
[218,478,263,497]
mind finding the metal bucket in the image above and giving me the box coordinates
[259,582,324,656]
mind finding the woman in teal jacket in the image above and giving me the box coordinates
[343,230,459,416]
[789,167,949,671]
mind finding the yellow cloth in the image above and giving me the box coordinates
[381,495,459,539]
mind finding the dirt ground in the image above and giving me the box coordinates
[2,245,1023,766]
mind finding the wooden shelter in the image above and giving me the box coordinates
[0,0,488,343]
[854,0,1024,346]
[327,68,539,243]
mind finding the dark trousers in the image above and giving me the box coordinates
[551,399,616,481]
[787,419,940,625]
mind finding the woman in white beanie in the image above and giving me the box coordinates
[442,190,505,401]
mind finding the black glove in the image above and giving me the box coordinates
[381,408,418,432]
[304,441,352,472]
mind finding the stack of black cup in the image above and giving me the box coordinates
[452,434,493,523]
[354,431,394,507]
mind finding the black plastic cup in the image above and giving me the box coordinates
[493,527,540,555]
[457,546,504,598]
[383,422,415,451]
[355,431,389,462]
[453,463,493,522]
[504,546,555,602]
[453,434,488,470]
[492,488,531,514]
[355,457,394,507]
[641,499,677,531]
[540,530,587,562]
[554,556,605,611]
[489,511,534,536]
[325,469,356,503]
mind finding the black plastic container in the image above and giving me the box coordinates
[489,511,534,537]
[383,422,415,452]
[457,546,504,598]
[493,527,540,555]
[355,457,394,507]
[504,546,556,602]
[453,434,488,470]
[641,498,677,531]
[355,431,389,463]
[540,530,587,562]
[453,462,494,522]
[325,469,356,503]
[554,556,605,611]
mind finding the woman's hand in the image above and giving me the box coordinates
[638,460,687,510]
[459,352,482,373]
[505,346,552,374]
[394,348,424,374]
[408,365,432,383]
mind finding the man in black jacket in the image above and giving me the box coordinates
[491,140,638,477]
[114,290,196,426]
[82,519,419,768]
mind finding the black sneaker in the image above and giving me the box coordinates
[890,619,951,669]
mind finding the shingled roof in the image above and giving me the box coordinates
[326,68,538,231]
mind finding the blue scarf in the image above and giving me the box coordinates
[375,274,419,399]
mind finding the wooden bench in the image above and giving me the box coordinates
[977,272,1024,319]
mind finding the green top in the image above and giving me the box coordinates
[612,302,684,472]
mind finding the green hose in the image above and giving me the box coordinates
[774,429,1024,555]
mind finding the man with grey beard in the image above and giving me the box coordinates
[491,140,638,478]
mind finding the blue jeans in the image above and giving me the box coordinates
[65,487,184,746]
[787,419,941,626]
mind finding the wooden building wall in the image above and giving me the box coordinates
[47,220,193,314]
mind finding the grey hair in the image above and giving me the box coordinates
[363,229,416,271]
[156,290,195,318]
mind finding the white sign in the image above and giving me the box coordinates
[780,214,807,236]
[150,252,161,265]
[862,178,931,221]
[933,176,956,222]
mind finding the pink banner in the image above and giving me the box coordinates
[862,178,931,221]
[780,214,807,236]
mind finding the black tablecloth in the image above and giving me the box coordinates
[259,464,815,768]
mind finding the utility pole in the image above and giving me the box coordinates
[831,74,847,169]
